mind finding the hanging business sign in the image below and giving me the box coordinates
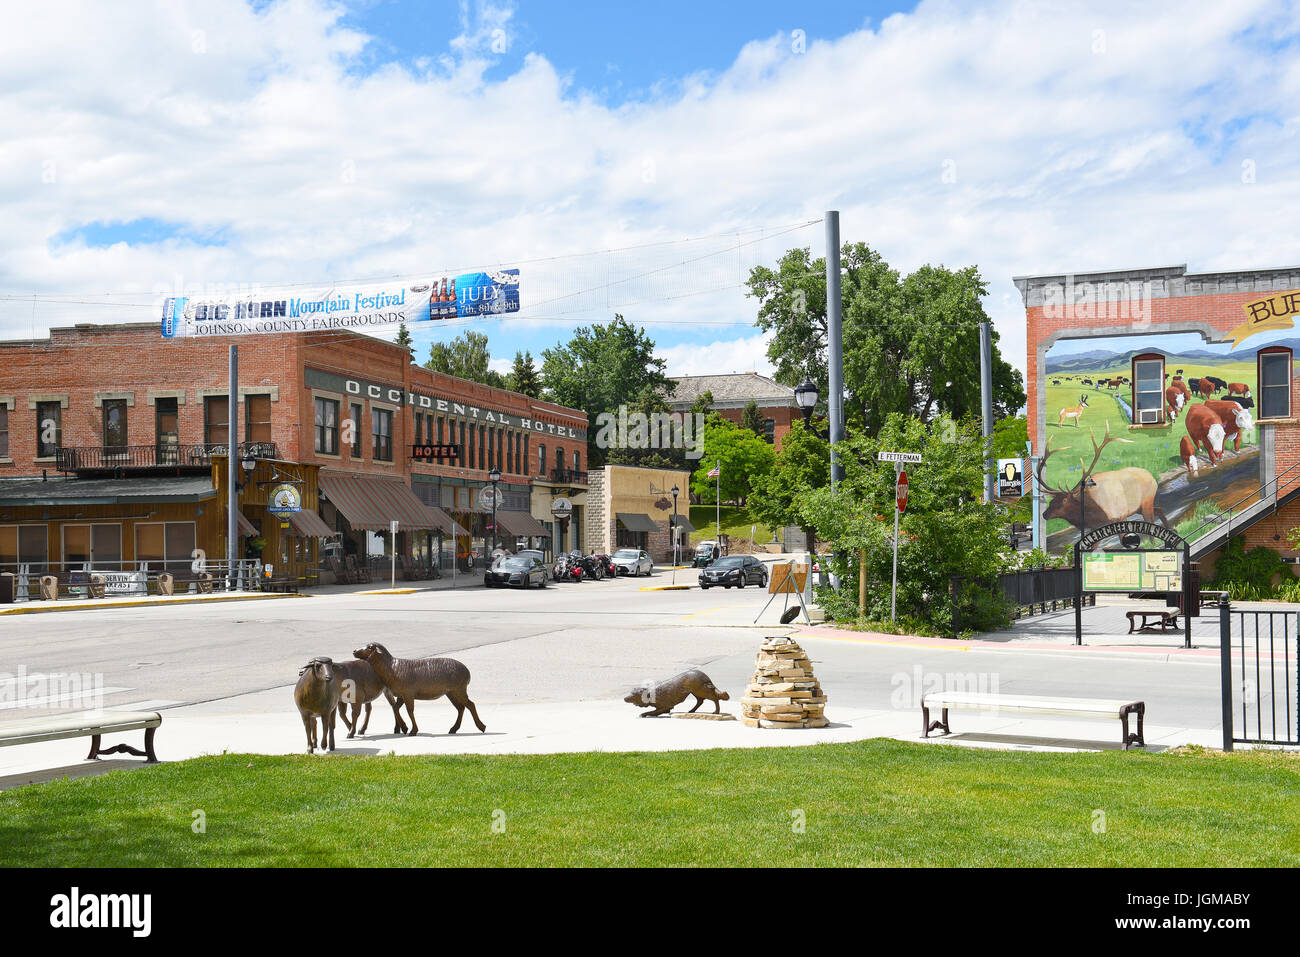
[161,269,520,338]
[550,497,572,520]
[996,458,1024,498]
[267,483,302,518]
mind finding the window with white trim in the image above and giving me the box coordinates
[1131,354,1165,425]
[1258,347,1292,420]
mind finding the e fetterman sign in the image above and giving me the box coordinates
[1078,521,1185,551]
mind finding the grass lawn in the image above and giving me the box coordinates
[1,740,1296,867]
[688,504,775,546]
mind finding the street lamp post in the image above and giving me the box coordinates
[671,484,680,585]
[1074,476,1097,647]
[488,466,501,564]
[795,377,818,431]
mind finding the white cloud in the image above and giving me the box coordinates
[659,332,775,378]
[0,0,1298,389]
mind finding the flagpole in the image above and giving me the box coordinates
[715,460,721,549]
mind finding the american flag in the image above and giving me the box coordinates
[707,464,720,478]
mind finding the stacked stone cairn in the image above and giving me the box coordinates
[740,636,828,728]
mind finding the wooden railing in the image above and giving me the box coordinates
[56,441,278,472]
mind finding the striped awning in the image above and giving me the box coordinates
[318,472,450,532]
[287,509,336,538]
[236,511,257,537]
[496,510,548,538]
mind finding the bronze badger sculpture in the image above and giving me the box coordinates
[624,669,729,717]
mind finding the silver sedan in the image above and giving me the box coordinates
[611,548,653,577]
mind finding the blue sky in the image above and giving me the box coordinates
[4,0,1299,382]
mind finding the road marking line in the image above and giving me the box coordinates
[681,606,730,620]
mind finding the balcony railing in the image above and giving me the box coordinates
[56,441,279,473]
[544,468,588,486]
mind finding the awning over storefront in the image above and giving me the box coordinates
[616,512,660,534]
[426,505,468,537]
[673,515,697,534]
[287,509,336,538]
[318,472,449,532]
[237,511,257,537]
[0,475,217,507]
[496,509,548,538]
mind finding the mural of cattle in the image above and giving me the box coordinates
[1228,382,1252,399]
[1197,377,1220,398]
[1184,404,1228,466]
[1036,423,1165,530]
[1203,399,1254,453]
[1165,385,1186,420]
[1179,435,1199,478]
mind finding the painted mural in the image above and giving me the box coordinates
[1040,330,1279,552]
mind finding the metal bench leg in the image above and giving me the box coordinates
[86,733,101,760]
[144,726,159,763]
[1120,703,1146,750]
[922,705,950,738]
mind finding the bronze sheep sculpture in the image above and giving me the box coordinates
[331,657,409,737]
[354,642,486,736]
[294,656,341,754]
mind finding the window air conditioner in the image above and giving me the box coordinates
[1138,409,1161,425]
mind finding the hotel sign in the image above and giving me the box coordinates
[411,444,461,461]
[305,368,586,441]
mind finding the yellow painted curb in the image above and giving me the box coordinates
[639,584,693,591]
[353,588,418,595]
[0,592,301,616]
[791,630,969,651]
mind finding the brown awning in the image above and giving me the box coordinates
[236,511,257,537]
[617,513,660,534]
[318,472,449,532]
[421,505,467,537]
[287,509,336,538]
[496,510,548,538]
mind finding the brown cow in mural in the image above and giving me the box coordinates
[1036,423,1165,531]
[1197,377,1219,398]
[1179,435,1200,478]
[1203,399,1254,453]
[1164,385,1186,420]
[1228,382,1252,399]
[1184,403,1227,466]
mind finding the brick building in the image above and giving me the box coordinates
[666,373,798,449]
[1016,264,1300,571]
[0,322,588,587]
[585,464,693,562]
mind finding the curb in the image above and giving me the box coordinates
[0,592,301,616]
[640,584,694,591]
[353,588,418,595]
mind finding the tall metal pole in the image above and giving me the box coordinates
[825,211,843,488]
[891,462,900,622]
[979,321,995,504]
[715,461,720,547]
[226,345,238,592]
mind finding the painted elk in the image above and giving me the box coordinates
[1036,423,1166,530]
[1058,394,1089,427]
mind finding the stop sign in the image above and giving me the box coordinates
[896,470,909,512]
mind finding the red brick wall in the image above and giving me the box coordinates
[714,403,797,449]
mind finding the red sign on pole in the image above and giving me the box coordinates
[896,470,909,513]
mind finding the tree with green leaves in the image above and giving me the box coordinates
[690,414,775,505]
[541,314,674,467]
[507,350,542,398]
[689,390,715,417]
[604,385,687,471]
[746,243,1025,433]
[747,423,830,552]
[740,399,764,436]
[395,322,413,356]
[426,330,507,389]
[794,414,1013,635]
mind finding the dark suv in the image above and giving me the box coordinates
[699,555,768,589]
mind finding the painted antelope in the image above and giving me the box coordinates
[1036,424,1166,530]
[1058,394,1089,427]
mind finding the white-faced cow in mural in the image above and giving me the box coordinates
[1036,422,1166,531]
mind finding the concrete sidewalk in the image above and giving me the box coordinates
[0,681,1221,790]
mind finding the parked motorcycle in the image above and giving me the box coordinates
[553,553,584,582]
[578,553,606,581]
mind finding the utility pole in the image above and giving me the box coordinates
[825,211,844,489]
[226,345,238,591]
[979,321,995,504]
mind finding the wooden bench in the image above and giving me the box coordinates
[1126,609,1179,633]
[0,710,161,763]
[921,692,1145,749]
[260,577,299,594]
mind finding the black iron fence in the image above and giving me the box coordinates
[952,565,1093,631]
[1219,605,1300,750]
[56,441,278,472]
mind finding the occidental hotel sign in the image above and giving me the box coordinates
[305,368,586,441]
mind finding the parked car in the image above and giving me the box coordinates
[484,556,549,589]
[516,549,551,579]
[699,555,768,589]
[693,540,721,568]
[611,548,653,577]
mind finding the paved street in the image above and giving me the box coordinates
[0,568,1239,787]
